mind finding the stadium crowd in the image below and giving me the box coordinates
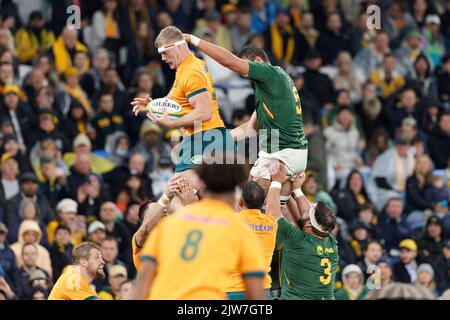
[0,0,449,300]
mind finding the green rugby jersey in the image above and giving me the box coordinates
[247,61,308,153]
[276,218,339,300]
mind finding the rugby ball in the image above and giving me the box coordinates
[146,97,183,119]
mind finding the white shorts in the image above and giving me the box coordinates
[250,148,308,181]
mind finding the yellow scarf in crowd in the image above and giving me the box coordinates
[64,84,92,115]
[105,15,119,39]
[52,36,89,74]
[394,151,415,192]
[270,22,295,64]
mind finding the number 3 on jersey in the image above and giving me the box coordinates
[181,230,203,260]
[319,258,332,285]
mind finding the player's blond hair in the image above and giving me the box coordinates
[155,26,184,48]
[72,242,101,264]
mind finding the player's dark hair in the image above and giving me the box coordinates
[238,45,269,62]
[138,200,153,224]
[194,153,248,193]
[242,181,265,209]
[314,201,336,234]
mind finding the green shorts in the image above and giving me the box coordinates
[174,128,236,173]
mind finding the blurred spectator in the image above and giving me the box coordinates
[30,286,48,300]
[31,138,67,184]
[370,53,405,100]
[0,223,17,284]
[395,29,424,75]
[4,172,54,230]
[421,15,446,68]
[388,89,420,136]
[411,0,434,29]
[263,8,297,66]
[296,11,319,63]
[302,49,335,107]
[98,264,128,300]
[0,83,35,152]
[433,240,450,293]
[119,280,134,300]
[229,8,254,53]
[78,173,111,223]
[64,134,116,175]
[64,101,91,143]
[14,11,55,65]
[393,239,419,283]
[405,154,434,221]
[87,221,106,246]
[372,136,415,207]
[195,10,232,52]
[62,67,92,116]
[382,1,417,47]
[122,202,140,240]
[33,86,64,125]
[417,216,446,264]
[357,203,380,240]
[249,0,278,34]
[30,110,70,154]
[348,220,371,262]
[0,152,19,208]
[48,225,73,281]
[292,73,321,125]
[303,118,328,190]
[335,264,369,300]
[332,51,361,102]
[73,51,95,100]
[98,202,131,266]
[406,53,438,98]
[10,221,52,277]
[11,243,49,300]
[375,256,396,288]
[150,156,174,199]
[362,128,391,167]
[357,239,383,279]
[419,98,441,134]
[332,218,356,266]
[435,54,450,108]
[354,32,391,81]
[131,120,171,173]
[95,235,125,291]
[37,155,68,210]
[332,169,373,224]
[378,197,412,252]
[348,12,378,56]
[103,152,153,201]
[65,153,91,200]
[1,134,31,173]
[428,111,450,169]
[424,175,449,218]
[161,0,190,32]
[99,68,128,116]
[46,198,82,246]
[116,174,149,211]
[105,132,130,166]
[6,198,48,247]
[355,82,387,143]
[414,263,438,296]
[87,49,112,96]
[91,92,125,149]
[51,27,89,76]
[0,27,17,56]
[301,171,336,212]
[316,12,350,66]
[89,0,128,56]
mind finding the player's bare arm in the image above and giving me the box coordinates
[134,261,156,299]
[134,202,167,248]
[230,111,258,141]
[130,87,175,116]
[266,162,289,221]
[243,277,267,300]
[184,34,249,76]
[146,91,212,128]
[291,172,310,220]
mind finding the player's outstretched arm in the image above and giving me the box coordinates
[134,261,156,300]
[184,34,249,76]
[291,173,311,220]
[266,162,289,221]
[134,202,166,248]
[230,111,258,141]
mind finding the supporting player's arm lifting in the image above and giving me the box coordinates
[184,34,249,76]
[266,162,289,221]
[230,111,258,141]
[291,173,311,221]
[134,203,166,248]
[134,261,156,299]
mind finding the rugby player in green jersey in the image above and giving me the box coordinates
[183,34,308,204]
[266,162,339,300]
